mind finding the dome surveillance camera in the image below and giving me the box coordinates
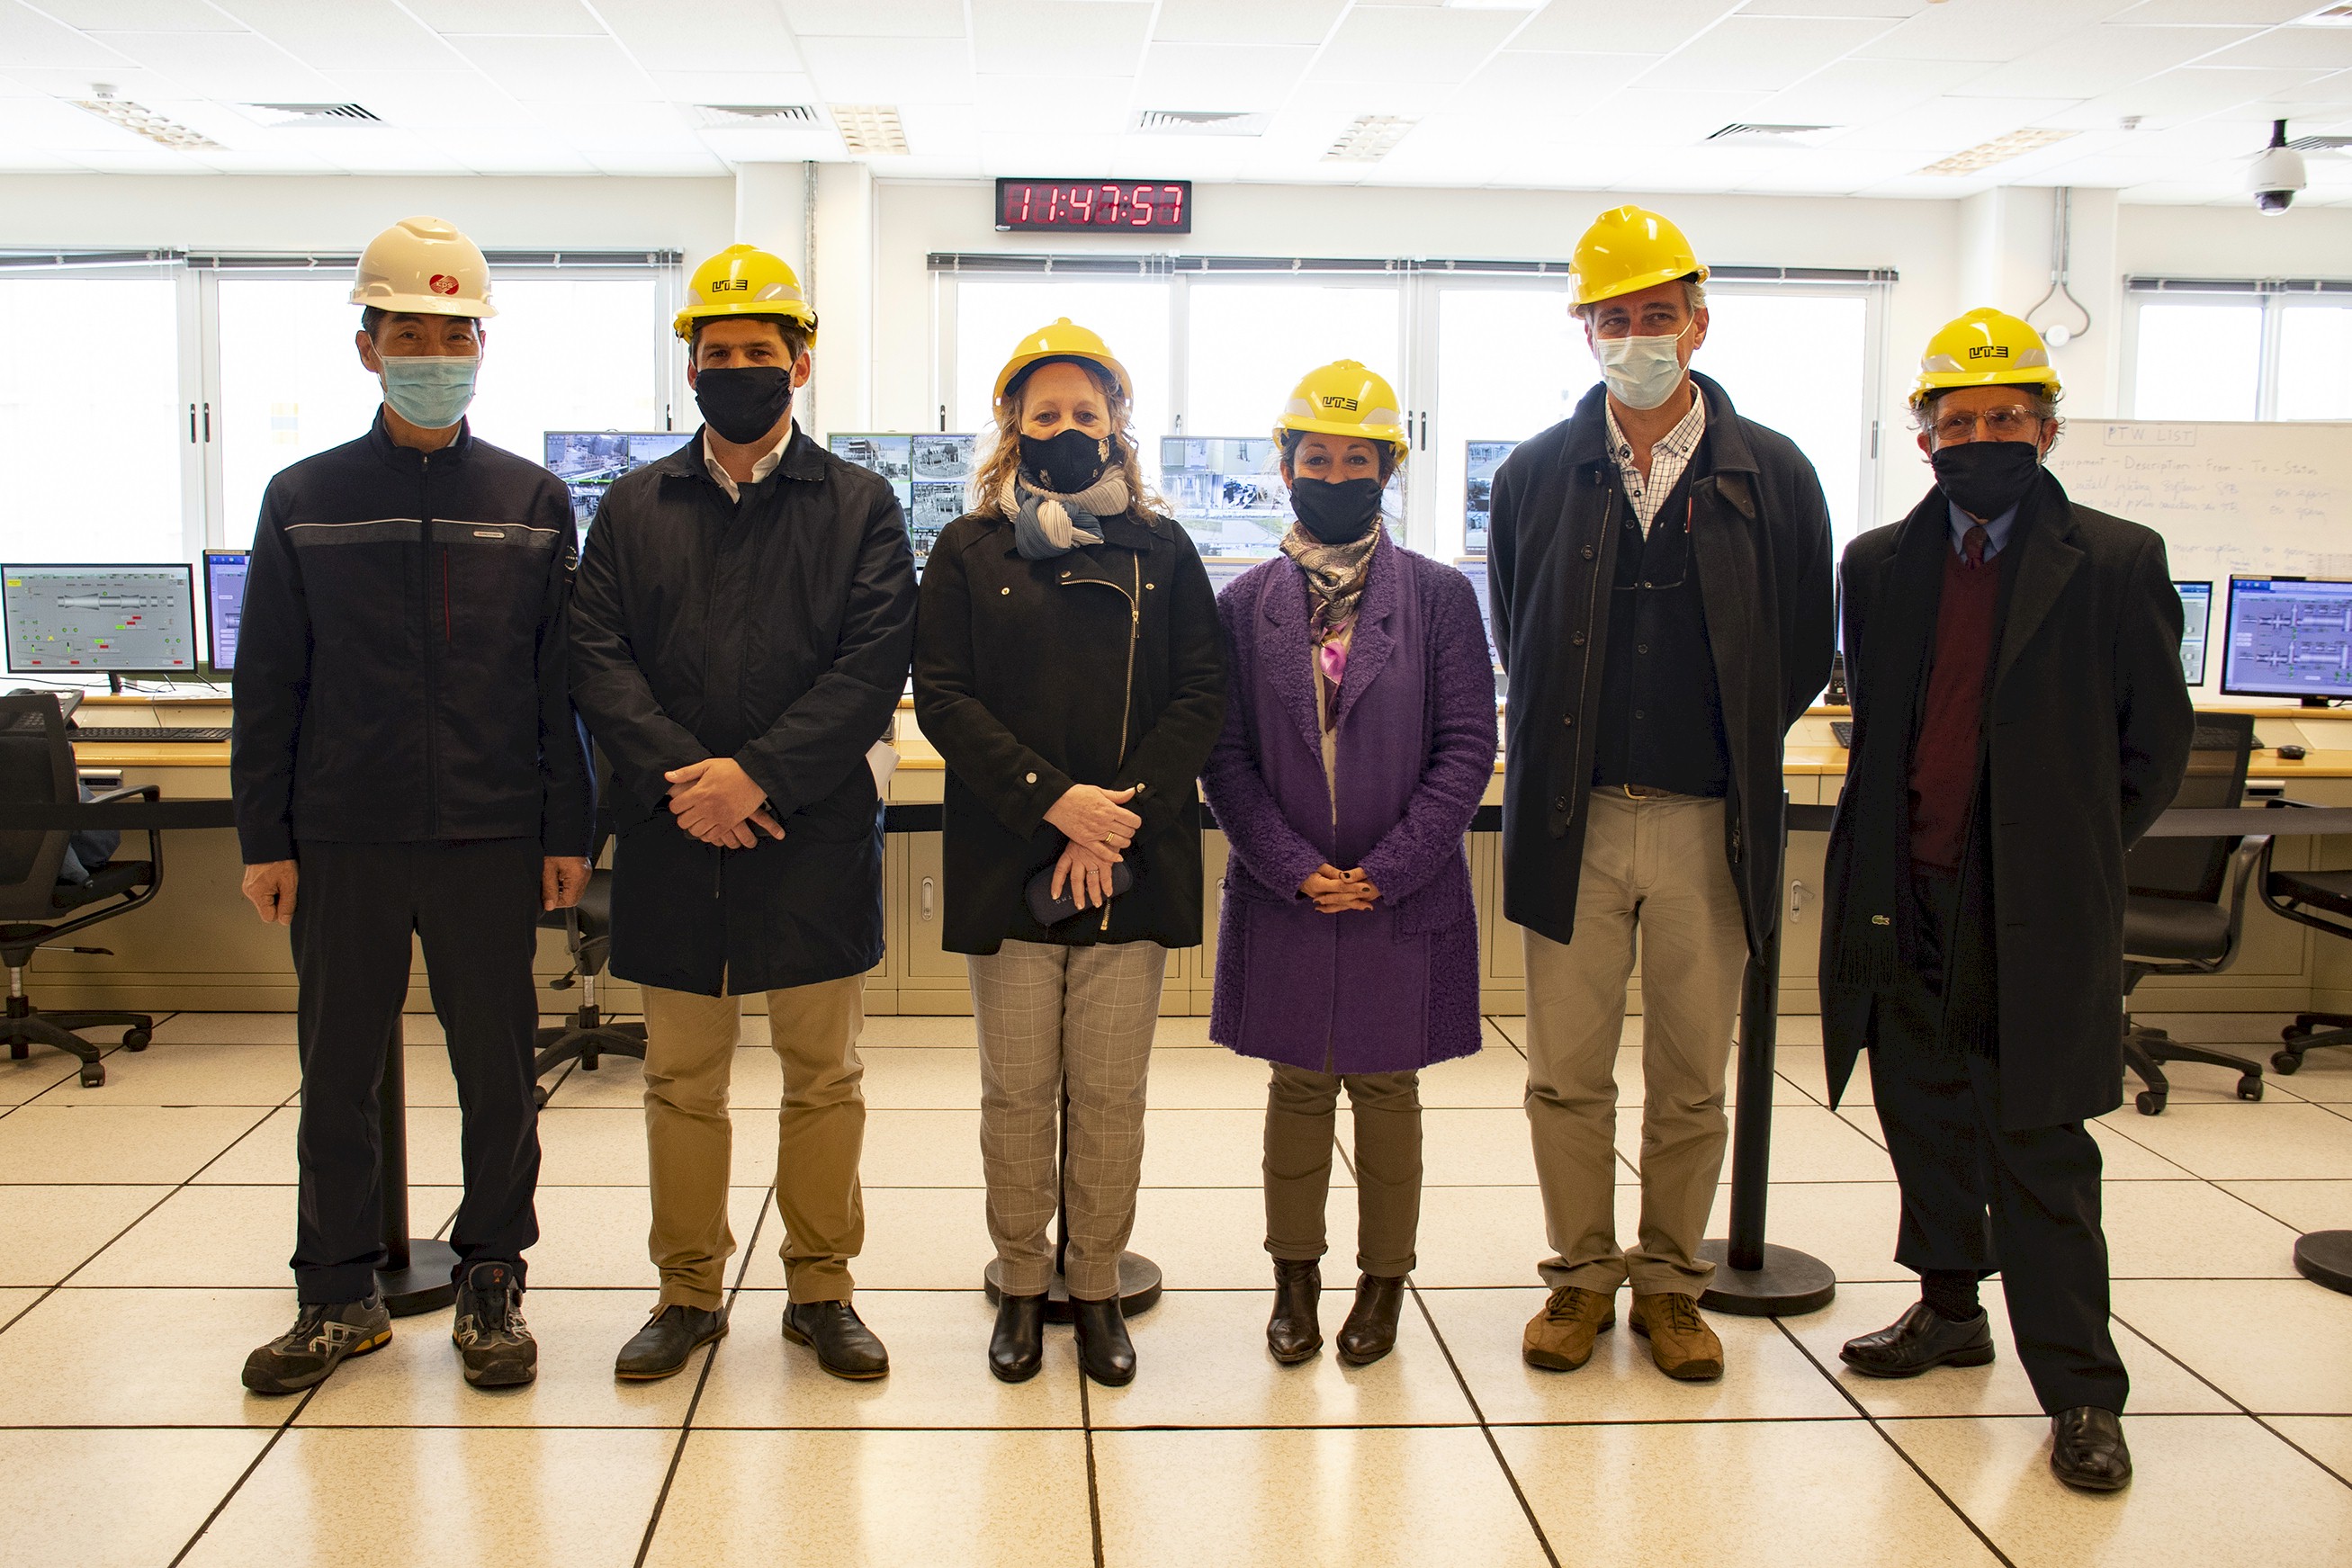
[2250,121,2305,217]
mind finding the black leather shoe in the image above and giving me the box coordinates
[2050,1406,2132,1492]
[1839,1301,1996,1379]
[1267,1259,1323,1365]
[1336,1274,1406,1367]
[783,1299,891,1381]
[990,1293,1046,1384]
[1072,1294,1136,1386]
[615,1304,726,1382]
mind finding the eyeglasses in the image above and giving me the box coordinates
[1932,407,2042,444]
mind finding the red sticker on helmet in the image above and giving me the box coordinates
[429,273,460,295]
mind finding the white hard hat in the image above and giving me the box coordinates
[350,215,497,319]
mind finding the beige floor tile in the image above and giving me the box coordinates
[2134,1049,2313,1106]
[0,1286,300,1427]
[739,1185,993,1292]
[0,1427,271,1568]
[181,1426,676,1568]
[1419,1035,1538,1108]
[1087,1286,1477,1429]
[197,1103,465,1186]
[1610,1103,1890,1184]
[1483,1015,1527,1052]
[2103,1179,2303,1279]
[149,1012,299,1045]
[860,1108,985,1187]
[1404,1107,1539,1186]
[2276,1055,2352,1102]
[1596,1044,1814,1114]
[1775,1044,1872,1107]
[690,1289,1083,1429]
[2268,1415,2352,1479]
[0,1184,173,1286]
[64,1040,301,1107]
[1778,1281,2231,1419]
[534,1107,658,1186]
[1094,1427,1550,1568]
[1497,1419,2001,1568]
[1144,1045,1273,1109]
[0,1103,274,1186]
[0,1050,90,1106]
[1886,1413,2352,1568]
[2214,1179,2352,1235]
[857,1045,983,1109]
[0,1287,40,1328]
[74,1183,448,1289]
[2134,1013,2299,1046]
[1148,1016,1216,1047]
[1143,1107,1322,1187]
[526,1183,770,1290]
[1411,1184,1551,1288]
[295,1289,699,1429]
[1699,1180,1913,1286]
[559,1106,992,1192]
[533,1052,651,1109]
[857,1014,988,1048]
[2095,1102,2352,1181]
[2114,1278,2352,1413]
[2085,1120,2197,1179]
[1425,1285,1852,1423]
[1126,1184,1361,1290]
[641,1428,1094,1568]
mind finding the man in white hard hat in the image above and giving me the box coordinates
[232,216,593,1395]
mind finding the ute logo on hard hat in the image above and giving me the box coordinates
[714,278,750,292]
[1320,394,1360,412]
[1968,345,2011,362]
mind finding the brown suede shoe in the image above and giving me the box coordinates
[1630,1292,1724,1382]
[1522,1286,1617,1372]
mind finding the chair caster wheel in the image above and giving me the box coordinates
[2237,1074,2264,1102]
[78,1063,104,1088]
[2134,1090,2165,1116]
[122,1029,150,1052]
[533,1084,551,1108]
[2273,1050,2303,1075]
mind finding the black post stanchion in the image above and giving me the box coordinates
[1698,799,1837,1317]
[985,1077,1162,1322]
[374,1016,458,1317]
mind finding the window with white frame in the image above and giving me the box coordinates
[950,274,1172,489]
[2125,281,2352,422]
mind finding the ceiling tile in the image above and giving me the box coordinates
[1949,23,2258,100]
[1750,56,1951,123]
[0,3,130,70]
[95,31,343,102]
[1133,41,1315,111]
[1450,49,1660,125]
[696,122,842,160]
[1513,0,1744,58]
[647,70,821,105]
[596,0,803,74]
[442,34,651,100]
[35,0,242,29]
[1154,0,1347,47]
[972,76,1132,134]
[587,148,728,175]
[795,36,974,102]
[209,0,459,69]
[972,0,1152,76]
[2051,65,2332,128]
[1845,93,2087,153]
[778,0,968,38]
[1734,0,1923,16]
[2198,31,2352,70]
[1856,0,2120,64]
[2108,0,2317,22]
[320,70,546,129]
[401,0,599,31]
[1643,15,1900,92]
[1310,4,1526,84]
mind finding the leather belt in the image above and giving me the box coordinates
[1620,784,1679,800]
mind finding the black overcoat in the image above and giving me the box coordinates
[568,428,919,996]
[1819,473,2195,1129]
[913,506,1226,955]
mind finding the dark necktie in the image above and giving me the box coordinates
[1963,524,1988,568]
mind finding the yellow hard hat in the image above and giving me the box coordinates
[1911,307,2060,408]
[1569,205,1709,309]
[673,244,818,343]
[351,215,496,318]
[1274,360,1409,463]
[992,318,1133,404]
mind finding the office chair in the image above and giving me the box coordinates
[2120,712,2267,1115]
[530,792,644,1108]
[0,694,159,1089]
[2257,823,2352,1079]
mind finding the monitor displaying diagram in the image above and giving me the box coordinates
[2222,576,2352,700]
[3,563,199,676]
[2176,579,2212,687]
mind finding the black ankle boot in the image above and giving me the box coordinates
[1336,1275,1406,1366]
[990,1293,1046,1384]
[1267,1259,1323,1365]
[1072,1294,1136,1386]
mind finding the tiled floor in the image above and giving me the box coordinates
[2,1010,2349,1567]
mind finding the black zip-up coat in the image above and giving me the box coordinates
[569,429,918,996]
[231,413,591,865]
[1489,375,1836,954]
[914,506,1226,955]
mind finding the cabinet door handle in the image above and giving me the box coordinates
[1788,880,1811,922]
[920,875,936,922]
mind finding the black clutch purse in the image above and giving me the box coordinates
[1024,856,1135,927]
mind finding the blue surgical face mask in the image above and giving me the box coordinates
[1594,324,1692,411]
[380,354,480,429]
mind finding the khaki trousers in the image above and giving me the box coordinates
[1264,1064,1423,1278]
[641,975,866,1309]
[968,939,1163,1301]
[1523,790,1746,1295]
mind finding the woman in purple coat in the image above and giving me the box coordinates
[1201,362,1497,1367]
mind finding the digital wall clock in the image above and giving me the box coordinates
[995,180,1192,234]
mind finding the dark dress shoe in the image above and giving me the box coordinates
[2050,1406,2132,1492]
[1072,1295,1136,1386]
[1267,1259,1323,1365]
[615,1304,727,1382]
[1839,1301,1996,1379]
[783,1300,891,1381]
[990,1292,1046,1384]
[1336,1274,1406,1367]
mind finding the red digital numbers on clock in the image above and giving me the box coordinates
[996,181,1192,234]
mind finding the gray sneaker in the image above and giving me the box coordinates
[242,1292,392,1394]
[452,1261,537,1388]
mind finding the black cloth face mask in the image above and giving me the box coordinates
[1931,439,2042,522]
[695,366,794,446]
[1019,428,1113,494]
[1290,476,1384,545]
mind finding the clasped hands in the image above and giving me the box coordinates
[665,757,785,848]
[1043,784,1140,912]
[1300,863,1380,914]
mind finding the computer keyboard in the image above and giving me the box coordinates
[1830,720,1854,749]
[70,726,232,744]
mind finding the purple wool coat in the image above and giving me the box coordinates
[1201,536,1497,1075]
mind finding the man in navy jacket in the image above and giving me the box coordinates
[230,217,591,1395]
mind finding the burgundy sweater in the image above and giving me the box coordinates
[1908,540,2001,870]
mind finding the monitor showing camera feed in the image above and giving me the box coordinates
[1163,437,1406,558]
[3,563,199,676]
[2222,576,2352,700]
[543,431,693,530]
[203,549,249,673]
[1463,441,1518,557]
[1456,558,1501,670]
[2175,579,2212,687]
[830,434,975,568]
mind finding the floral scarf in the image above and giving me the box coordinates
[1279,520,1384,685]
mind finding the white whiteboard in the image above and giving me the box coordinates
[2046,419,2352,587]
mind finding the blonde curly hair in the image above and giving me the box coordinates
[968,357,1170,521]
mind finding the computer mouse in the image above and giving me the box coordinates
[2277,744,2308,761]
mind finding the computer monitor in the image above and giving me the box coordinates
[1464,440,1518,557]
[203,549,249,673]
[830,433,975,569]
[543,431,694,530]
[2175,579,2212,687]
[2221,576,2352,703]
[2,563,200,685]
[1162,436,1406,558]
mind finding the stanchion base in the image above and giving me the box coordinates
[2294,1230,2352,1295]
[983,1252,1163,1324]
[1696,1240,1837,1317]
[377,1239,461,1318]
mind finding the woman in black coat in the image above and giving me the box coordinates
[913,318,1225,1389]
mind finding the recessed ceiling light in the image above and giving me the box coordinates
[1325,115,1417,163]
[1914,126,2078,176]
[72,88,218,150]
[829,103,908,156]
[240,103,381,127]
[1134,110,1268,137]
[692,104,818,129]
